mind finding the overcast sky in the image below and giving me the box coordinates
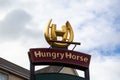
[0,0,120,80]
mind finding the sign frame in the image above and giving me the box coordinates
[28,48,91,70]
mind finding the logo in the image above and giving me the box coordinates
[29,48,91,68]
[44,19,74,48]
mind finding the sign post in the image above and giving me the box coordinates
[28,19,91,80]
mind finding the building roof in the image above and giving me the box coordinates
[36,66,78,76]
[0,57,78,80]
[0,57,29,79]
[36,66,63,74]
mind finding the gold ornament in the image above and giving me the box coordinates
[44,19,74,48]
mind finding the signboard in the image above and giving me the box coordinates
[29,20,91,80]
[29,48,91,69]
[35,73,84,80]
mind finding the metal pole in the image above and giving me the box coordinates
[85,68,90,80]
[30,62,35,80]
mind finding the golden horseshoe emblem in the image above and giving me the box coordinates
[44,19,74,48]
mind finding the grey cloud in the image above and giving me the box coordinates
[0,0,17,9]
[0,9,32,41]
[0,0,11,7]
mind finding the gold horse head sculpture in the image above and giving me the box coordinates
[44,19,74,48]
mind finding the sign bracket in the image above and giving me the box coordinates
[49,40,81,50]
